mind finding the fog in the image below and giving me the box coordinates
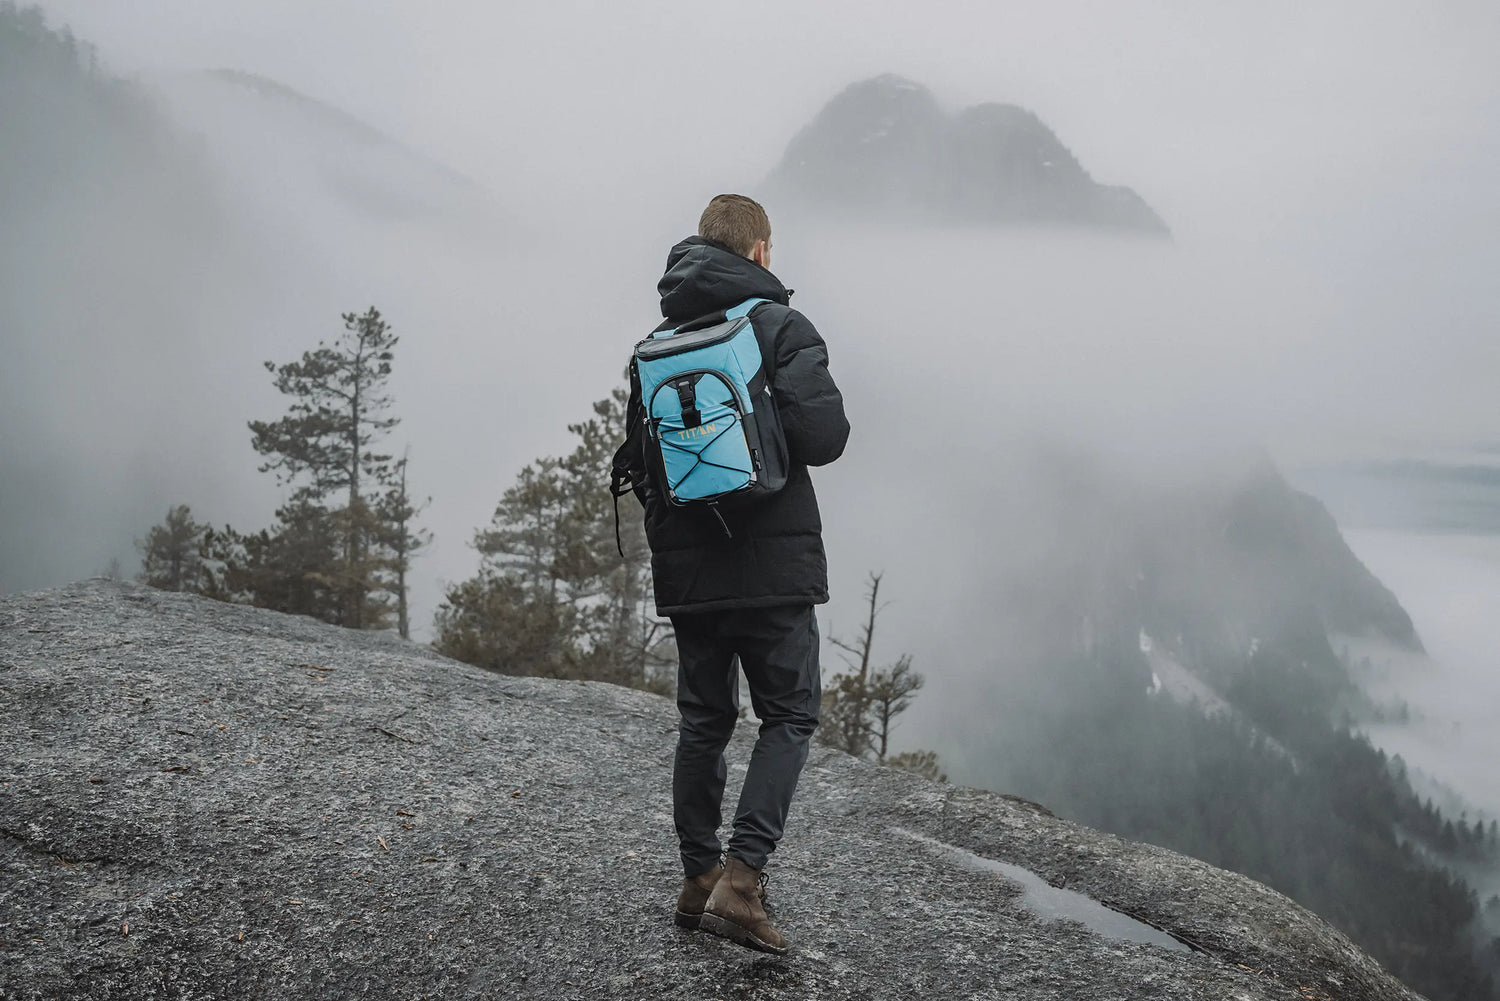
[1337,531,1500,897]
[7,0,1500,793]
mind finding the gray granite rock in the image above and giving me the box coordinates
[1,580,1421,1000]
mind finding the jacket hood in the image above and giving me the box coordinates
[657,236,791,324]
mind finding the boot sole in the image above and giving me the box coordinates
[674,909,702,930]
[699,912,789,955]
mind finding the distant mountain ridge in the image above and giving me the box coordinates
[947,451,1500,1001]
[202,69,476,189]
[166,68,506,230]
[766,74,1168,234]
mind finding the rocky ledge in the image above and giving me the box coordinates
[1,580,1419,1000]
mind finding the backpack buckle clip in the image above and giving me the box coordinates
[675,379,701,429]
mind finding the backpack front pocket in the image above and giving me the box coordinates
[649,372,755,503]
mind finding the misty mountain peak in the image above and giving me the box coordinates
[767,75,1168,234]
[159,67,508,232]
[805,72,945,140]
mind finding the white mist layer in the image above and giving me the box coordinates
[1343,530,1500,828]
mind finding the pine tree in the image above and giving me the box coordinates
[196,524,251,603]
[436,391,671,690]
[137,504,206,591]
[375,452,431,640]
[314,498,391,628]
[241,500,342,621]
[189,504,345,620]
[887,750,946,783]
[556,392,671,689]
[248,307,400,628]
[433,572,576,677]
[818,572,940,776]
[474,457,571,599]
[822,573,886,757]
[867,653,923,763]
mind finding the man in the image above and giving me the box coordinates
[617,194,850,954]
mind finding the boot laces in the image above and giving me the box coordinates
[724,855,774,913]
[756,869,774,915]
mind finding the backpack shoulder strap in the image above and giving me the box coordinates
[725,297,770,320]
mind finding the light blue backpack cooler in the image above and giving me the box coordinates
[628,297,789,537]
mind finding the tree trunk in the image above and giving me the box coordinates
[394,458,410,639]
[854,574,880,754]
[348,350,362,629]
[396,558,408,640]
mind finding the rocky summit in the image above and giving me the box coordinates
[1,580,1418,1000]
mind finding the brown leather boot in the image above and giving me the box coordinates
[674,861,725,929]
[699,857,788,954]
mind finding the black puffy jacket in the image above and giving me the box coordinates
[616,236,850,616]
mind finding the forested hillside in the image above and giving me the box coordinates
[951,453,1499,1000]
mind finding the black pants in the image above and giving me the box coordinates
[670,603,822,877]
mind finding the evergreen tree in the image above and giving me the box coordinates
[555,393,669,689]
[196,524,252,603]
[240,500,343,621]
[867,653,923,763]
[474,457,571,599]
[184,506,344,619]
[818,572,940,774]
[887,750,946,782]
[376,452,431,640]
[436,390,671,691]
[821,572,886,757]
[452,454,580,677]
[433,572,576,678]
[248,307,401,628]
[137,504,206,592]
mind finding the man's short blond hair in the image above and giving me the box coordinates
[698,194,771,258]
